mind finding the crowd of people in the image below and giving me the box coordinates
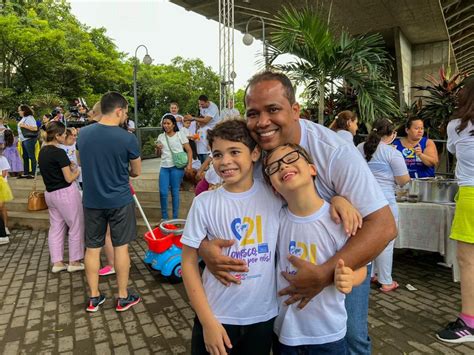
[0,70,472,354]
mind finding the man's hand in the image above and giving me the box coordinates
[330,196,363,236]
[198,239,248,286]
[279,255,333,309]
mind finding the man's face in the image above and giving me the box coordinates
[117,106,128,124]
[245,80,300,151]
[199,100,209,109]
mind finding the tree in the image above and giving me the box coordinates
[268,6,399,125]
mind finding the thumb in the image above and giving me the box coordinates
[287,254,304,268]
[336,259,345,269]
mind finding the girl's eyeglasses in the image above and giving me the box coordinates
[264,150,302,176]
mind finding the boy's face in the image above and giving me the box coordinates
[211,138,259,193]
[265,145,316,198]
[183,119,191,128]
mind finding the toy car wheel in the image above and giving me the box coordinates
[167,263,183,284]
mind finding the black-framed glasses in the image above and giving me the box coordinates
[264,150,301,176]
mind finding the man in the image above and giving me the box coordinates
[185,95,220,129]
[201,72,397,354]
[77,92,142,313]
[220,98,241,121]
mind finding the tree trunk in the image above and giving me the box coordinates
[318,80,325,125]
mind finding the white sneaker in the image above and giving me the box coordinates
[51,264,68,273]
[67,263,85,272]
[0,237,9,245]
[5,228,10,236]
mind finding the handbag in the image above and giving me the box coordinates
[164,133,188,168]
[20,126,39,139]
[27,164,48,211]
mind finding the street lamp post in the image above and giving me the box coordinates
[242,16,268,69]
[133,44,153,154]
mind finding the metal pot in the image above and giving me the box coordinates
[408,178,459,204]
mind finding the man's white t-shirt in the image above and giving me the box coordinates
[299,119,388,217]
[181,179,282,325]
[274,202,348,346]
[156,131,189,168]
[447,119,474,186]
[200,102,220,128]
[0,156,11,181]
[196,126,211,155]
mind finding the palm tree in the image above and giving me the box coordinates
[267,6,399,125]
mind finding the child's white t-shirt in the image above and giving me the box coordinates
[274,202,349,346]
[181,179,282,325]
[0,156,11,181]
[196,126,211,155]
[59,144,82,183]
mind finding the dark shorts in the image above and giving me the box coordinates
[191,316,274,355]
[84,202,137,248]
[275,338,348,355]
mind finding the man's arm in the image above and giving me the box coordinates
[129,157,141,177]
[279,205,396,308]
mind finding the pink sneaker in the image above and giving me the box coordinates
[99,265,115,276]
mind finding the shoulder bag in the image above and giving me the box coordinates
[164,133,188,169]
[27,163,47,211]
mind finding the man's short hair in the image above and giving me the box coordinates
[100,92,128,115]
[245,71,296,106]
[198,95,209,102]
[207,119,257,152]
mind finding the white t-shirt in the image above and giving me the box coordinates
[205,164,222,185]
[447,119,474,186]
[357,142,408,220]
[196,126,211,155]
[336,130,354,144]
[156,131,189,168]
[200,101,220,128]
[127,120,136,130]
[220,108,240,121]
[59,144,82,183]
[181,179,282,325]
[299,120,388,217]
[18,115,37,142]
[274,202,348,346]
[180,127,190,138]
[0,156,11,181]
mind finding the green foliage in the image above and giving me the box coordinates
[234,88,245,116]
[268,6,399,125]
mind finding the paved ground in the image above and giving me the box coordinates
[1,229,473,354]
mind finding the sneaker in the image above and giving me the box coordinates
[0,237,9,245]
[26,175,34,179]
[99,265,116,276]
[86,294,106,312]
[51,264,68,273]
[437,318,474,343]
[5,228,10,236]
[67,263,85,272]
[116,290,141,312]
[17,175,28,179]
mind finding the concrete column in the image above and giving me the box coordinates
[394,28,412,110]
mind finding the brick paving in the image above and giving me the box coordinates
[1,229,473,354]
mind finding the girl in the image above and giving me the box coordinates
[393,116,439,178]
[357,118,410,292]
[156,114,192,220]
[17,104,39,178]
[330,110,358,143]
[0,146,13,237]
[3,130,23,177]
[437,77,474,343]
[38,121,84,273]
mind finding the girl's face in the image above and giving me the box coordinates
[406,120,424,141]
[347,118,358,136]
[162,119,175,133]
[265,146,316,198]
[170,104,179,115]
[18,107,24,117]
[65,132,77,146]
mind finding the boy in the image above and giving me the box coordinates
[181,119,282,354]
[263,143,366,353]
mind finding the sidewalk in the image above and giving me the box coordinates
[1,229,473,354]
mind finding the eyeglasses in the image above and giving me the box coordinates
[264,150,302,176]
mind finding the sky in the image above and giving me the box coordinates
[68,0,265,90]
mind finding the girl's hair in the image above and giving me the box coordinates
[19,104,34,117]
[330,111,357,132]
[454,76,474,135]
[263,143,314,185]
[4,129,14,148]
[363,118,396,162]
[45,121,66,142]
[66,128,76,138]
[207,119,256,152]
[162,114,179,132]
